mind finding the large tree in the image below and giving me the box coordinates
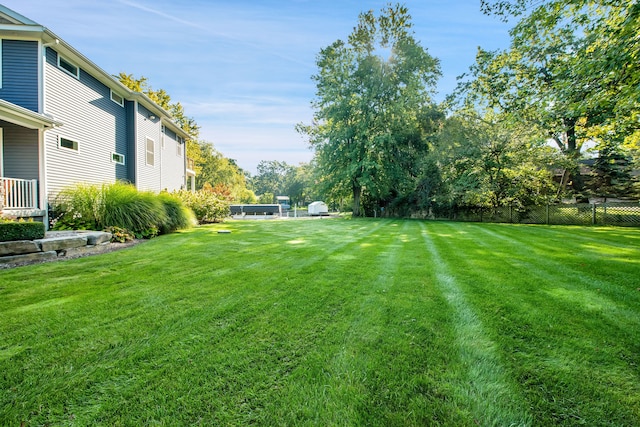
[433,109,559,210]
[460,0,639,200]
[251,160,293,200]
[299,4,441,216]
[194,141,254,203]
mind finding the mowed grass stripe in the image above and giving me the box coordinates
[419,221,532,426]
[289,220,407,424]
[425,221,640,425]
[257,220,465,425]
[1,219,639,425]
[457,223,640,336]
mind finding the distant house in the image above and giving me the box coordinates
[0,5,195,225]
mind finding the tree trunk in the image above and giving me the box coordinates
[352,185,362,217]
[564,118,588,202]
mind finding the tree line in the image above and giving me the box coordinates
[117,75,320,207]
[120,1,639,216]
[299,1,639,217]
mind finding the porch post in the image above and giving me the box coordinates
[39,128,49,229]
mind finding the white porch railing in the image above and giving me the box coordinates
[1,177,39,210]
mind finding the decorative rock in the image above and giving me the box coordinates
[62,243,114,258]
[0,240,41,256]
[0,251,57,265]
[84,231,112,245]
[36,235,88,252]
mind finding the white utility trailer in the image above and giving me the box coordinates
[308,201,329,216]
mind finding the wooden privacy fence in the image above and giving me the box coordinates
[424,202,640,227]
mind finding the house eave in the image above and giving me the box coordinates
[0,5,188,140]
[130,92,190,140]
[0,24,45,38]
[0,99,62,129]
[0,6,40,25]
[41,28,133,97]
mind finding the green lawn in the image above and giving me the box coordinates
[1,219,639,426]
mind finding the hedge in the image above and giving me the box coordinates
[0,221,45,242]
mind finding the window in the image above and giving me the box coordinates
[146,137,155,166]
[59,137,79,151]
[110,90,124,107]
[112,152,125,165]
[176,136,183,157]
[57,55,79,79]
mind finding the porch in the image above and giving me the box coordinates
[1,177,46,221]
[0,100,62,224]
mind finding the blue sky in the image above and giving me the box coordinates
[5,0,512,174]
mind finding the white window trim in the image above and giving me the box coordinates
[57,55,79,79]
[176,137,184,157]
[58,136,79,152]
[145,137,155,167]
[111,152,125,165]
[110,90,124,107]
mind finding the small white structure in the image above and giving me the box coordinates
[308,201,329,216]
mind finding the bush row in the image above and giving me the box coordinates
[0,218,45,242]
[172,189,230,223]
[50,182,197,238]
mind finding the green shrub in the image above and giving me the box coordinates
[104,226,135,243]
[100,183,166,238]
[51,182,194,238]
[173,189,229,223]
[157,192,196,234]
[0,220,45,242]
[51,183,101,230]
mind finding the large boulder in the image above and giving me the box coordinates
[0,240,40,256]
[36,235,88,252]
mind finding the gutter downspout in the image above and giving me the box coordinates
[40,40,58,229]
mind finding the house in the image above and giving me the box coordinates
[0,5,196,226]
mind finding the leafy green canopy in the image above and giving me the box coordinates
[432,110,560,210]
[249,161,317,207]
[299,4,442,216]
[118,73,254,199]
[459,0,639,199]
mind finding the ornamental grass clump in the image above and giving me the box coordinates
[100,183,166,238]
[51,182,193,237]
[157,192,196,234]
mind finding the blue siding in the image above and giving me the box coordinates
[136,103,162,191]
[161,125,185,191]
[0,40,39,111]
[135,106,185,192]
[44,48,129,195]
[125,100,136,184]
[1,121,39,179]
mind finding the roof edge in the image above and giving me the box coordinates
[0,98,63,129]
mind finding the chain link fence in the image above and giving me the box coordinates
[418,202,640,227]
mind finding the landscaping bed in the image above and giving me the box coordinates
[0,230,142,269]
